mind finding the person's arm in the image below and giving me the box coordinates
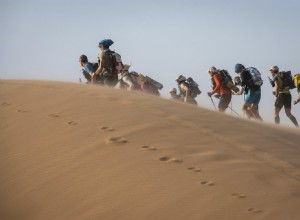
[211,75,221,94]
[240,72,247,87]
[274,79,280,97]
[95,60,104,75]
[95,52,106,76]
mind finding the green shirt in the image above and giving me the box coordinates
[274,74,290,94]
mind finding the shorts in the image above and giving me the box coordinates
[218,93,232,111]
[245,89,261,106]
[275,93,292,109]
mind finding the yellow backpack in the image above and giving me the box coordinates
[294,73,300,87]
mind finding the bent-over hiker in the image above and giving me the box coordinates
[207,66,232,112]
[176,75,198,105]
[139,74,161,96]
[79,55,103,84]
[120,64,140,91]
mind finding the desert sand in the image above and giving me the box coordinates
[0,80,300,220]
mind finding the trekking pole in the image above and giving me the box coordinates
[227,105,241,117]
[209,95,217,110]
[243,93,246,118]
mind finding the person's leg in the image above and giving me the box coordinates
[122,75,135,91]
[243,91,255,119]
[285,108,299,127]
[250,104,262,121]
[218,94,231,113]
[242,103,253,119]
[283,94,299,127]
[250,90,262,121]
[81,70,91,82]
[274,94,283,124]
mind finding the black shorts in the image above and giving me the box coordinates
[218,93,232,111]
[275,93,292,109]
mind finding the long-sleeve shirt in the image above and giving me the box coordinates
[211,74,231,95]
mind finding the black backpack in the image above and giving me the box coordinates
[278,71,296,90]
[218,69,233,89]
[106,50,123,75]
[92,62,99,71]
[186,77,201,98]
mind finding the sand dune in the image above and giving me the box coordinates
[0,80,300,220]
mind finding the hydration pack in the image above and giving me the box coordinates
[217,70,239,93]
[247,67,263,86]
[186,77,201,98]
[278,71,296,90]
[144,75,163,90]
[107,51,123,74]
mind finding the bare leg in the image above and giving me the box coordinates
[285,108,299,127]
[250,104,262,121]
[242,104,253,119]
[274,107,281,124]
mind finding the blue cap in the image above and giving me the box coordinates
[98,39,114,47]
[235,63,245,73]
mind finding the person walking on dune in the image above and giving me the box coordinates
[269,66,299,127]
[207,66,232,112]
[94,39,119,87]
[234,63,263,121]
[169,88,182,101]
[79,55,103,84]
[176,75,198,105]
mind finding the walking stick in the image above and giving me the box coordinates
[227,105,241,117]
[209,95,217,110]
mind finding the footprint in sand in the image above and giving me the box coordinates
[141,145,157,151]
[159,156,183,164]
[248,208,262,214]
[101,126,115,132]
[200,180,215,186]
[107,137,128,144]
[1,102,10,106]
[48,113,60,118]
[67,121,78,126]
[187,167,202,173]
[106,97,119,102]
[231,193,246,199]
[17,109,27,113]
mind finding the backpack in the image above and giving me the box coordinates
[144,75,163,90]
[247,67,263,86]
[217,70,237,92]
[186,77,201,98]
[278,71,296,90]
[92,62,99,71]
[293,73,300,87]
[107,50,123,74]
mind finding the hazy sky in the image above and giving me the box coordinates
[1,0,299,126]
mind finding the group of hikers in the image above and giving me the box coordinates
[79,39,300,128]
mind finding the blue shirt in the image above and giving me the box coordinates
[83,62,96,73]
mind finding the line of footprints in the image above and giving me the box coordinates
[6,101,262,215]
[142,144,263,214]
